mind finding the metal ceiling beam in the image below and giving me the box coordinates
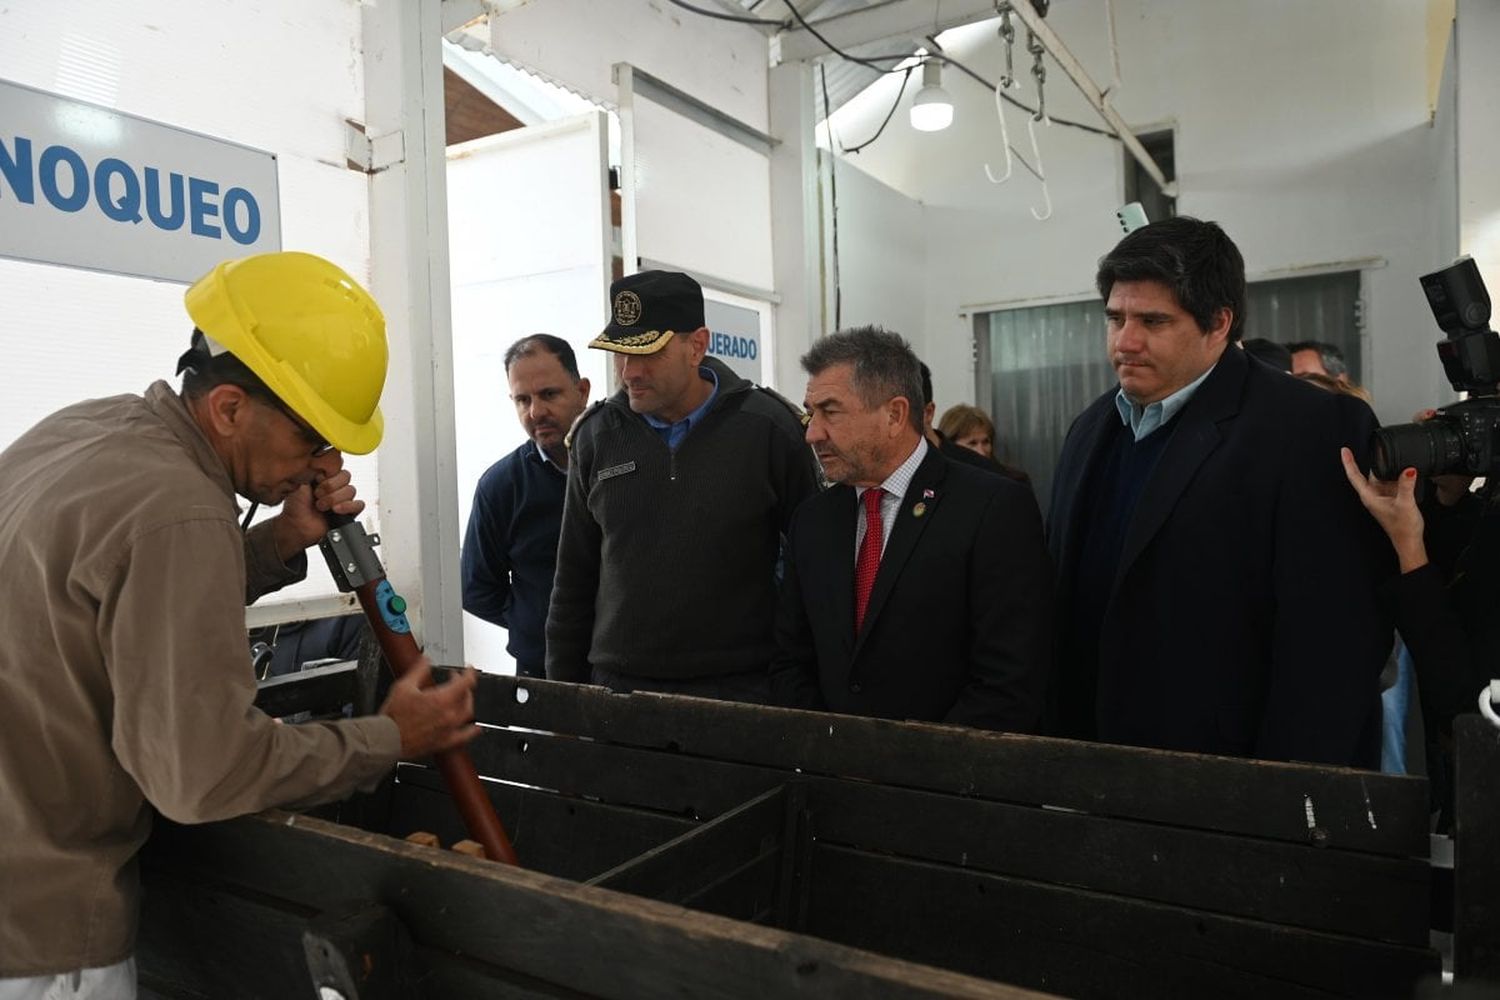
[774,0,997,64]
[1008,0,1177,196]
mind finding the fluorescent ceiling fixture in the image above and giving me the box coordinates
[909,61,953,132]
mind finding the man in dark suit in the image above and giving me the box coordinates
[1048,217,1391,767]
[771,327,1053,732]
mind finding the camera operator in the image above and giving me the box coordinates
[1342,445,1495,820]
[1340,255,1500,821]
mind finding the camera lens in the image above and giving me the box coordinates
[1371,420,1465,480]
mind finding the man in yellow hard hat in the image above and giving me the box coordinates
[0,251,479,999]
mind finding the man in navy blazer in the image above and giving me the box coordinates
[1047,217,1392,767]
[771,327,1053,732]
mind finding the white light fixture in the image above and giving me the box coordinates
[909,60,953,132]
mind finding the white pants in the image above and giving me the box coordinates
[0,959,136,1000]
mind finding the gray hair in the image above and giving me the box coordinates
[800,326,924,433]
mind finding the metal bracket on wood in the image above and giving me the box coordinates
[303,902,416,1000]
[344,120,407,175]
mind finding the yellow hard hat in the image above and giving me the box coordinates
[184,251,387,455]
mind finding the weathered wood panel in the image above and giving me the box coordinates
[389,766,695,882]
[588,786,785,916]
[804,845,1439,1000]
[467,674,1428,857]
[1454,714,1500,984]
[140,811,1051,1000]
[465,726,786,819]
[805,778,1429,945]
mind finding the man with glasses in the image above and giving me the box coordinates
[0,252,480,1000]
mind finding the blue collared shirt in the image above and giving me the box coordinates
[644,365,719,450]
[1114,364,1216,441]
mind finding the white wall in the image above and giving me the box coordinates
[0,0,377,613]
[826,0,1459,425]
[831,158,926,350]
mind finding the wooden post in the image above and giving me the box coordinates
[1453,713,1500,984]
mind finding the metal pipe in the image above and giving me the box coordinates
[321,514,518,865]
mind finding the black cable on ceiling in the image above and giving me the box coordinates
[838,66,913,156]
[821,64,841,331]
[663,0,784,26]
[664,0,1118,147]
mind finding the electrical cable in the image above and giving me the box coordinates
[782,1,925,71]
[663,0,783,26]
[665,0,1118,152]
[839,66,913,155]
[821,65,842,330]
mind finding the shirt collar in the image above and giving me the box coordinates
[857,436,928,503]
[642,365,720,433]
[1114,363,1216,441]
[144,380,235,502]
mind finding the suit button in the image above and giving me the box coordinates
[849,682,862,693]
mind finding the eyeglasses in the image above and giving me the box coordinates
[262,396,334,457]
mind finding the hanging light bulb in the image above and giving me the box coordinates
[909,60,953,132]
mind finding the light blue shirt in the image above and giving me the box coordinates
[643,365,719,451]
[1114,364,1216,441]
[854,437,929,561]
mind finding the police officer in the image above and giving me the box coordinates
[546,270,820,701]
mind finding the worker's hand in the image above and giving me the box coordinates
[380,659,481,758]
[273,455,367,560]
[1341,446,1429,573]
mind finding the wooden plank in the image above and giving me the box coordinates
[1453,714,1500,983]
[390,765,696,883]
[254,660,360,719]
[140,810,1053,1000]
[465,726,786,820]
[588,786,785,906]
[137,867,316,999]
[679,844,782,925]
[805,778,1429,945]
[466,673,1428,857]
[804,844,1439,1000]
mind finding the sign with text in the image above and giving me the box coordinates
[704,298,764,384]
[0,78,281,283]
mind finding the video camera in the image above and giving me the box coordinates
[1372,257,1500,480]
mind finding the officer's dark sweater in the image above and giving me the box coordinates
[1056,413,1179,740]
[546,357,820,681]
[461,440,566,677]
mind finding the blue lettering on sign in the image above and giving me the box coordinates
[143,167,184,230]
[39,145,88,212]
[188,177,219,238]
[710,331,759,361]
[0,134,265,245]
[0,137,34,203]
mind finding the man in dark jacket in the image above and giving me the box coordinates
[1047,217,1391,767]
[461,335,591,678]
[771,327,1053,731]
[546,271,820,701]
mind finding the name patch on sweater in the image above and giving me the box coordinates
[596,461,637,483]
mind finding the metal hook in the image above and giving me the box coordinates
[983,80,1014,184]
[1026,114,1052,221]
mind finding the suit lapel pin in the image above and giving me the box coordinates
[912,502,927,518]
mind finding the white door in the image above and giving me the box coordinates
[446,111,612,673]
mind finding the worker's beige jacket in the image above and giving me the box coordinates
[0,382,400,976]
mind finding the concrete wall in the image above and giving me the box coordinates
[825,0,1461,425]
